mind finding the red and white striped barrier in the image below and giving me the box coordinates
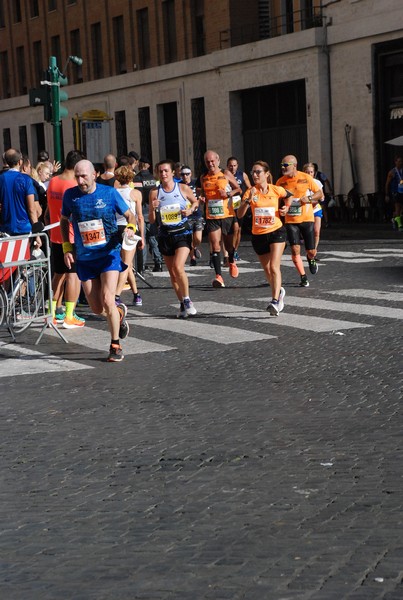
[0,237,30,265]
[0,237,31,283]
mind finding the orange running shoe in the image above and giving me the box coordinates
[52,312,65,326]
[63,314,85,329]
[212,275,225,288]
[229,262,239,278]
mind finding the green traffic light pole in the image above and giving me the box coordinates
[48,55,82,164]
[49,56,66,164]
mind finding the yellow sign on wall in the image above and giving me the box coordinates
[81,110,112,122]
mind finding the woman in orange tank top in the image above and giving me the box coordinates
[238,161,291,316]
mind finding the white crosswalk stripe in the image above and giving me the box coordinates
[327,289,403,302]
[45,325,174,354]
[1,282,401,376]
[192,301,371,333]
[0,340,93,377]
[320,257,380,263]
[363,248,403,254]
[254,295,403,320]
[129,310,276,344]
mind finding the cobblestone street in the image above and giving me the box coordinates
[1,228,402,599]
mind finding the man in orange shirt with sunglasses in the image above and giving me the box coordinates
[276,155,322,287]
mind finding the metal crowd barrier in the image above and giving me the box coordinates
[0,232,67,344]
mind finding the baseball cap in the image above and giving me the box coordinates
[139,156,151,165]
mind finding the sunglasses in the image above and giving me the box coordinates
[181,171,191,175]
[251,169,264,175]
[281,162,294,167]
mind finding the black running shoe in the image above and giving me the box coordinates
[177,302,187,319]
[300,275,309,287]
[308,258,318,275]
[117,303,129,339]
[107,344,124,362]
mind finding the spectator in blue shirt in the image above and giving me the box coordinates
[0,148,42,236]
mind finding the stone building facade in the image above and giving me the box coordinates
[0,0,402,196]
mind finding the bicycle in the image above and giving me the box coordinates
[0,232,48,336]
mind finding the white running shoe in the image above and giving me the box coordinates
[278,287,286,312]
[266,301,280,316]
[184,298,197,316]
[177,302,187,319]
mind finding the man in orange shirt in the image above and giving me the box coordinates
[45,149,86,327]
[200,150,241,288]
[276,155,322,287]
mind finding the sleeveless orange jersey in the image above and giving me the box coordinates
[243,185,287,235]
[47,176,76,243]
[202,171,235,219]
[276,171,320,224]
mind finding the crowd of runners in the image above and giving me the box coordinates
[1,147,330,362]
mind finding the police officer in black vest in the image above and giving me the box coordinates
[134,157,163,272]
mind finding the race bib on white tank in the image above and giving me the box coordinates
[160,203,182,225]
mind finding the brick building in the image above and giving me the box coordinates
[0,0,402,197]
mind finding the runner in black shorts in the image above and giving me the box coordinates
[180,165,204,265]
[276,154,323,287]
[149,160,199,319]
[52,242,77,275]
[225,156,252,260]
[46,149,86,328]
[200,150,241,288]
[238,160,291,316]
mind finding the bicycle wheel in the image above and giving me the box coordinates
[12,266,48,335]
[0,285,8,327]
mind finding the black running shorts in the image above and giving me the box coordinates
[157,232,192,257]
[51,242,77,274]
[286,221,315,250]
[251,226,287,255]
[205,217,236,236]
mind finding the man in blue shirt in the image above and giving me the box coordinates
[385,155,403,231]
[0,148,42,236]
[60,159,137,362]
